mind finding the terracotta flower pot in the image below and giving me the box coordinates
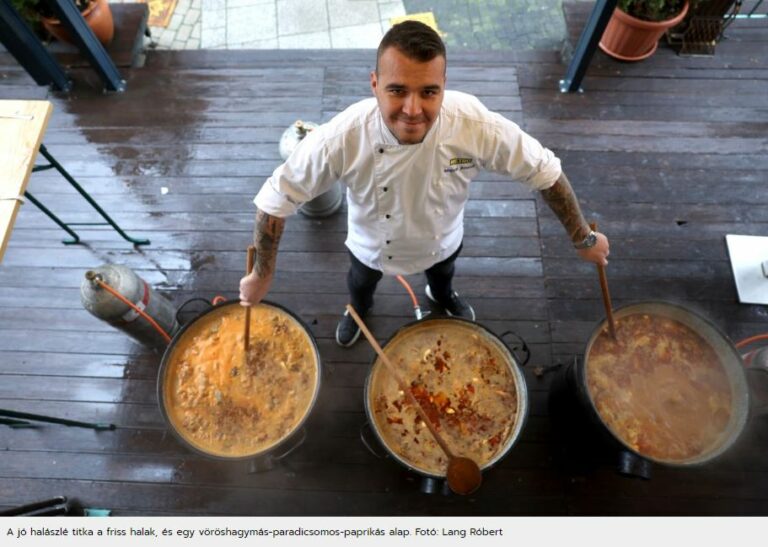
[42,0,114,46]
[599,1,689,61]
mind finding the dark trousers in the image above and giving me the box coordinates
[347,243,463,314]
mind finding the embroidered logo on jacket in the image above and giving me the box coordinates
[444,157,476,173]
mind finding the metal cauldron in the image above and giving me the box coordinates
[361,316,530,494]
[157,299,321,471]
[554,301,760,478]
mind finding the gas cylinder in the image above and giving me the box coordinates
[753,346,768,369]
[279,120,344,218]
[80,264,179,349]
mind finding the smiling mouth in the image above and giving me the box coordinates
[398,116,426,124]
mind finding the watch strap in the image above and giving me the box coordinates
[574,230,597,249]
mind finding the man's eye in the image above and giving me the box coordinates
[389,89,404,96]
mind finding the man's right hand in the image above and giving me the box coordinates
[239,272,273,306]
[577,231,610,266]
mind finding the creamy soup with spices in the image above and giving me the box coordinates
[369,320,520,476]
[586,313,731,462]
[163,304,318,457]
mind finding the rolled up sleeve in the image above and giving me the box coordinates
[254,178,300,217]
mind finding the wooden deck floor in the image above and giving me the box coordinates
[0,7,767,515]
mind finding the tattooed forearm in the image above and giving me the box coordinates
[252,209,285,278]
[540,172,590,244]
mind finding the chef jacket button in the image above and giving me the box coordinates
[433,235,439,240]
[385,214,391,219]
[378,148,384,154]
[431,252,437,256]
[386,240,391,244]
[388,256,392,260]
[382,187,388,192]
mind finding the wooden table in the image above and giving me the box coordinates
[0,100,53,263]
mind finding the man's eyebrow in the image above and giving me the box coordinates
[384,84,442,91]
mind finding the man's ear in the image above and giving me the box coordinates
[370,70,378,95]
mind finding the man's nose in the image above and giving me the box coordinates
[402,94,422,116]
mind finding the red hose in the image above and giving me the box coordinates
[94,278,172,344]
[735,333,768,349]
[395,275,419,310]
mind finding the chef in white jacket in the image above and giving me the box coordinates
[240,20,609,347]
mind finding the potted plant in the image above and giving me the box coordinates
[10,0,44,33]
[599,0,690,61]
[11,0,115,45]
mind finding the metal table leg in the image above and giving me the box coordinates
[0,409,115,430]
[0,417,38,428]
[23,190,82,244]
[0,497,71,516]
[30,144,150,246]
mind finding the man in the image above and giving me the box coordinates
[240,21,609,348]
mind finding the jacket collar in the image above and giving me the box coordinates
[374,108,442,147]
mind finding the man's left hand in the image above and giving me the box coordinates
[577,232,609,266]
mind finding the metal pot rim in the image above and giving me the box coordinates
[157,299,322,461]
[578,300,749,466]
[363,315,529,478]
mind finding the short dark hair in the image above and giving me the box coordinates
[376,20,446,74]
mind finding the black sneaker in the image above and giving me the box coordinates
[335,308,363,348]
[425,285,476,321]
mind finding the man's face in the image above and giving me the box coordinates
[370,46,446,145]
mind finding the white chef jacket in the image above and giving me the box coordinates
[255,90,562,276]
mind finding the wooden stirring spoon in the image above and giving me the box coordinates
[345,304,482,495]
[590,222,617,340]
[243,245,256,357]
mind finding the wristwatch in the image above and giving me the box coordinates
[574,230,598,249]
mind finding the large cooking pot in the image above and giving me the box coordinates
[157,299,321,469]
[572,301,751,474]
[362,316,530,493]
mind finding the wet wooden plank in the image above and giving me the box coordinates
[568,496,768,516]
[546,298,767,329]
[0,291,552,322]
[519,62,768,83]
[525,103,768,123]
[0,477,567,515]
[12,192,536,217]
[0,350,159,378]
[9,211,539,236]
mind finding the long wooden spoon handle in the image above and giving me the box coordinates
[345,304,455,458]
[244,246,256,353]
[590,222,616,339]
[246,245,256,275]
